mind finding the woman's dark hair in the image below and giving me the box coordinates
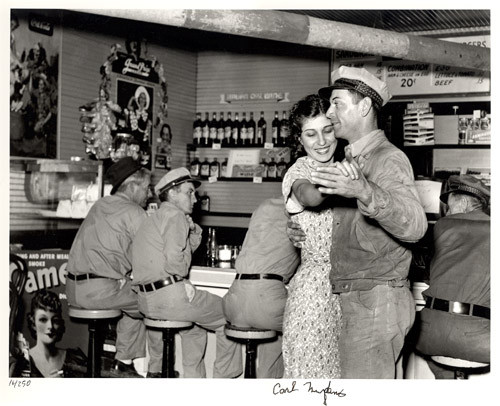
[27,289,65,340]
[160,123,172,141]
[288,94,331,158]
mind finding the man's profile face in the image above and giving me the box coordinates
[170,182,197,215]
[326,89,360,142]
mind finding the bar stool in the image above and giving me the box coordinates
[143,318,193,378]
[224,324,277,378]
[68,306,122,377]
[431,356,490,379]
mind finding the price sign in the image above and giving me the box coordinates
[212,143,221,150]
[384,61,432,95]
[208,176,218,183]
[253,176,263,184]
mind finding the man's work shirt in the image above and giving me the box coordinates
[330,130,428,292]
[131,201,202,285]
[67,194,147,279]
[235,198,300,283]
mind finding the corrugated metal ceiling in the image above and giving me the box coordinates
[286,10,490,36]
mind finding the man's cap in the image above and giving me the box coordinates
[318,66,392,110]
[106,157,143,195]
[154,167,201,195]
[439,174,490,207]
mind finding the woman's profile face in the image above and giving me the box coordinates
[34,308,63,345]
[299,114,337,163]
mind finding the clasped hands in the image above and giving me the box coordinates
[288,150,372,248]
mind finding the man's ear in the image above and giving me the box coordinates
[359,97,373,117]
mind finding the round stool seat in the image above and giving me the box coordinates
[68,306,121,319]
[224,324,277,340]
[144,318,193,329]
[431,356,489,369]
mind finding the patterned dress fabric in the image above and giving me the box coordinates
[281,157,342,379]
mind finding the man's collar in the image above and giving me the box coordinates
[345,130,384,158]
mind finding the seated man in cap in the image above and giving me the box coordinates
[288,66,428,378]
[416,175,490,378]
[222,197,300,378]
[131,167,242,378]
[66,157,152,377]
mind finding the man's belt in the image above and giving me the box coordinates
[67,272,108,281]
[138,275,184,292]
[235,273,284,282]
[425,296,490,320]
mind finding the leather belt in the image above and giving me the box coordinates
[235,273,283,282]
[67,272,108,281]
[138,275,184,292]
[425,296,490,320]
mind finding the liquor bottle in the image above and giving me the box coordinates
[210,157,220,178]
[190,152,201,177]
[240,112,248,146]
[217,112,225,144]
[277,157,287,179]
[205,226,212,264]
[200,157,210,178]
[280,111,290,146]
[221,157,229,178]
[209,227,218,265]
[200,192,210,212]
[267,157,277,179]
[246,112,256,146]
[257,111,267,146]
[209,112,218,145]
[224,112,233,146]
[201,112,210,146]
[193,112,202,145]
[271,111,280,146]
[260,158,268,178]
[232,112,241,146]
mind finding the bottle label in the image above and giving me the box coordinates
[240,128,247,140]
[217,128,224,140]
[248,128,254,140]
[221,165,227,178]
[190,165,200,177]
[268,166,277,178]
[202,126,209,139]
[225,126,232,139]
[232,128,238,140]
[272,127,278,139]
[193,127,202,140]
[210,166,219,177]
[200,165,210,177]
[209,128,217,139]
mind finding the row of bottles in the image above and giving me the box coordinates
[192,111,291,147]
[190,153,288,179]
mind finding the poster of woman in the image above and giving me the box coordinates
[10,10,60,158]
[116,79,154,168]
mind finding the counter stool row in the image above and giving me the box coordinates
[68,305,276,379]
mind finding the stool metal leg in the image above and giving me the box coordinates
[161,329,176,378]
[87,319,98,378]
[244,340,257,379]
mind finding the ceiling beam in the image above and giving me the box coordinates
[76,9,490,72]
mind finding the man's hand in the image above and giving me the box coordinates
[287,220,306,248]
[186,214,195,231]
[311,149,373,206]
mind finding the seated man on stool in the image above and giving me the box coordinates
[222,198,300,378]
[66,157,152,377]
[416,175,490,378]
[131,167,242,378]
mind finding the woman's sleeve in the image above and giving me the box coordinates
[282,159,310,214]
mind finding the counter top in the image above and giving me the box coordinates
[189,264,236,289]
